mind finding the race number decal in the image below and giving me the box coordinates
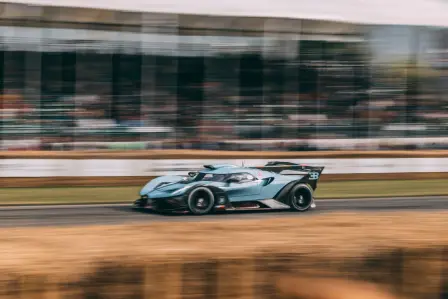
[309,172,320,180]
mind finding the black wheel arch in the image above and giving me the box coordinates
[273,178,315,206]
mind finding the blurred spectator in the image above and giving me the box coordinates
[0,20,447,151]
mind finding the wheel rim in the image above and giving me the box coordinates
[190,189,213,212]
[292,187,312,210]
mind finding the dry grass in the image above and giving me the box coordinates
[0,211,446,276]
[276,276,402,299]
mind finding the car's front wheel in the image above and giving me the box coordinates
[187,187,215,215]
[289,184,313,212]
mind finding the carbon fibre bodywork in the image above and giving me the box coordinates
[133,161,324,214]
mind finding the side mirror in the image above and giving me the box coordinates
[188,172,197,177]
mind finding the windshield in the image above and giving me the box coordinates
[186,172,227,182]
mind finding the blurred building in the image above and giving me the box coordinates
[0,1,447,151]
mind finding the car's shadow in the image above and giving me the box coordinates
[109,205,305,217]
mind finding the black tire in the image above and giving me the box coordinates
[187,187,215,215]
[289,184,313,212]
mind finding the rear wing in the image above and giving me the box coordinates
[257,161,324,174]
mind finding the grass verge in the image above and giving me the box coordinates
[0,179,447,205]
[0,212,446,275]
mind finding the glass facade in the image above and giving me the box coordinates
[0,3,447,151]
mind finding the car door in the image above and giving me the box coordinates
[224,172,263,201]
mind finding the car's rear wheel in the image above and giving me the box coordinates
[289,184,313,212]
[187,187,215,215]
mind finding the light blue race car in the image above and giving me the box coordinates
[133,161,325,215]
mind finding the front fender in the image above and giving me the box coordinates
[140,175,185,196]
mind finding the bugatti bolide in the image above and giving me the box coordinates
[133,161,324,215]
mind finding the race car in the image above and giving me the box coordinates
[133,161,324,215]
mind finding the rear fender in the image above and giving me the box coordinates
[273,167,324,205]
[302,166,325,190]
[273,180,305,205]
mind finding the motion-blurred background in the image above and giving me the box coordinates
[0,2,447,299]
[0,1,447,152]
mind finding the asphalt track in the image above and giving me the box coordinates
[0,196,446,227]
